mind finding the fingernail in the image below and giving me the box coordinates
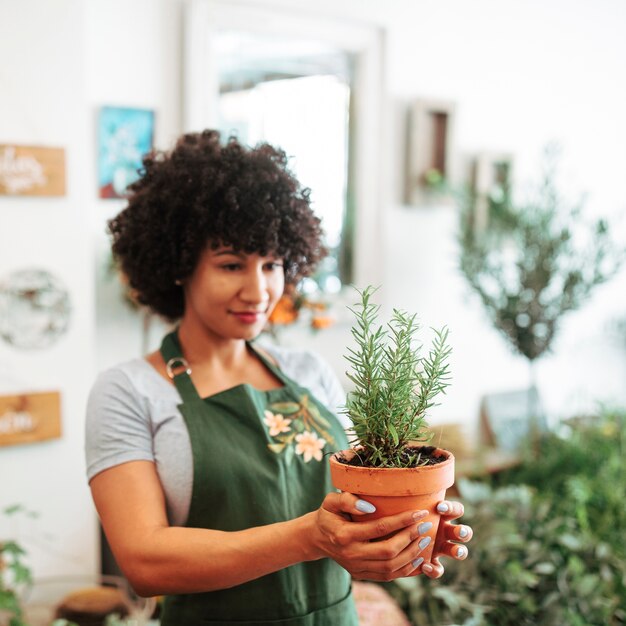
[456,546,467,558]
[459,525,469,538]
[411,557,424,569]
[355,499,376,513]
[436,502,449,513]
[417,521,433,535]
[418,536,431,550]
[412,510,428,521]
[422,563,433,574]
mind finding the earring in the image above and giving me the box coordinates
[175,279,182,286]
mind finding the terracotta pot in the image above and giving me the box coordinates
[329,446,455,565]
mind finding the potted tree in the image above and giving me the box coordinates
[458,147,624,448]
[329,287,455,565]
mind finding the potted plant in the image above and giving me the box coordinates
[329,287,455,565]
[457,146,624,449]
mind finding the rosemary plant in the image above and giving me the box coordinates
[344,286,452,468]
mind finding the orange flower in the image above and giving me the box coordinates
[311,315,335,330]
[303,301,327,312]
[268,295,299,325]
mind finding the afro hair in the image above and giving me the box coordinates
[108,130,327,320]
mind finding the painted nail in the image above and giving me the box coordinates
[418,536,431,550]
[412,510,428,521]
[417,521,433,535]
[456,546,467,558]
[355,499,376,514]
[422,563,433,574]
[459,525,469,538]
[436,502,449,513]
[411,557,424,569]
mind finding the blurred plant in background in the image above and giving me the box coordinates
[458,146,624,366]
[0,505,36,626]
[382,408,626,626]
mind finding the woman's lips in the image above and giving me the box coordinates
[230,311,265,324]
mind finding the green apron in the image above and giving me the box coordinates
[158,330,358,626]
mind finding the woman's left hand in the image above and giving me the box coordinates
[422,500,473,579]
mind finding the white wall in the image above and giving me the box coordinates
[0,0,98,577]
[1,0,625,582]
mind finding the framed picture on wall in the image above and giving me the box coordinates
[405,99,456,206]
[98,106,155,199]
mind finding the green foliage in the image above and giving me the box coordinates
[0,505,35,626]
[344,286,452,467]
[384,408,626,625]
[458,147,624,361]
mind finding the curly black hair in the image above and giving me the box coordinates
[108,130,326,320]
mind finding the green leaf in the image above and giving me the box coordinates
[0,589,20,612]
[269,402,300,415]
[559,533,583,550]
[534,562,555,575]
[2,504,24,516]
[1,542,26,557]
[307,403,332,428]
[388,422,399,446]
[11,562,32,585]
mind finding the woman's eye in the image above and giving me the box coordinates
[221,263,242,271]
[265,262,284,271]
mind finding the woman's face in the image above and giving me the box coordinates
[182,245,285,341]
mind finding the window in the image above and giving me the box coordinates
[185,0,384,291]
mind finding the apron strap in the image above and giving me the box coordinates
[160,329,202,402]
[247,341,290,386]
[160,331,294,403]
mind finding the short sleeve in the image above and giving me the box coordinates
[85,367,155,483]
[309,352,351,430]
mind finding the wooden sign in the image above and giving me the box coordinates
[0,145,66,196]
[0,391,62,447]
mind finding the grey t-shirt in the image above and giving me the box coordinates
[85,343,348,526]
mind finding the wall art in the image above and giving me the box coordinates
[0,144,66,196]
[405,99,456,205]
[0,391,61,447]
[0,268,71,349]
[98,106,155,199]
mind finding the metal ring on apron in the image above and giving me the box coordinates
[166,357,192,379]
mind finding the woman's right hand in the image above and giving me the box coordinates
[308,492,431,582]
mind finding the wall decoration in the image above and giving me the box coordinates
[405,99,456,205]
[470,152,513,232]
[0,391,61,447]
[0,269,71,349]
[0,144,66,196]
[98,106,155,199]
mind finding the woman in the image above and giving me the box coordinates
[86,130,472,625]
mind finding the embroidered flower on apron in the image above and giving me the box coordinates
[264,395,336,463]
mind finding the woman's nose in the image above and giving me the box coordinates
[240,266,268,303]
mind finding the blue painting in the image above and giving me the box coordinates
[98,106,154,199]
